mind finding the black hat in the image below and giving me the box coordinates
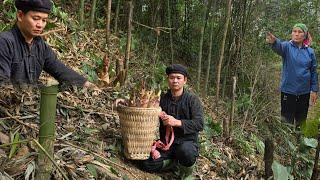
[165,64,188,77]
[15,0,52,14]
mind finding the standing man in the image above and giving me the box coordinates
[142,64,204,179]
[0,0,96,88]
[266,23,319,126]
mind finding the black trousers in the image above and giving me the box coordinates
[281,92,310,125]
[141,141,198,172]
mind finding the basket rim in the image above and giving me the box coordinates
[117,105,162,111]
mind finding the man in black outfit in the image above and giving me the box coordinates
[142,64,204,179]
[0,0,96,89]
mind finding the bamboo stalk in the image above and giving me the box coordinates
[106,0,112,48]
[33,139,69,180]
[36,85,58,180]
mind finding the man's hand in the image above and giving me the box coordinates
[266,32,276,44]
[310,91,318,106]
[159,111,182,127]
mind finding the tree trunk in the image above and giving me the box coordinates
[215,0,232,110]
[36,85,58,180]
[90,0,98,29]
[114,0,121,35]
[264,137,274,179]
[196,0,212,93]
[106,0,112,48]
[79,0,85,29]
[227,76,237,137]
[122,0,133,85]
[311,132,320,180]
[204,0,217,96]
[167,0,174,64]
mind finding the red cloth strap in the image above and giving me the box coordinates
[150,126,175,160]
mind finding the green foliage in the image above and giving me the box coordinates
[235,93,252,114]
[203,115,222,139]
[251,134,265,154]
[86,164,98,178]
[272,161,294,180]
[119,34,138,54]
[1,0,16,31]
[200,115,222,159]
[81,63,98,82]
[301,118,320,138]
[9,131,20,159]
[233,129,255,156]
[146,62,168,92]
[302,138,318,148]
[51,1,68,22]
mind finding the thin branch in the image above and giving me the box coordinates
[132,21,170,33]
[41,28,66,36]
[0,115,37,121]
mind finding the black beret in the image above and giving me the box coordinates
[165,64,188,77]
[15,0,52,14]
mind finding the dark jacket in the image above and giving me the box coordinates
[159,89,204,145]
[0,25,86,86]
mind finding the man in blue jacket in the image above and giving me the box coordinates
[266,23,319,126]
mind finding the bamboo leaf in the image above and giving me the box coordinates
[110,166,119,176]
[122,175,130,180]
[9,132,20,159]
[86,164,98,178]
[25,161,35,180]
[272,161,293,180]
[303,138,318,148]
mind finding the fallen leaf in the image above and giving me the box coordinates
[0,132,9,144]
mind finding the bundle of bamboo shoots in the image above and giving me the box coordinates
[116,80,161,108]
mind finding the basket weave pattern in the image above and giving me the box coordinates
[117,106,161,160]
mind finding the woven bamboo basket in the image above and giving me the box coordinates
[117,105,161,160]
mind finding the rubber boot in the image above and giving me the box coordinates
[161,159,175,171]
[178,163,195,180]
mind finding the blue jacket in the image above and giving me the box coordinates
[271,38,319,95]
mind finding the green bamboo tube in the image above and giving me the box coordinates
[36,85,58,180]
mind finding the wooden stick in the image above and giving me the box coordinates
[132,21,170,33]
[41,28,66,36]
[0,115,37,121]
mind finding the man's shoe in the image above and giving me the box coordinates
[179,163,194,180]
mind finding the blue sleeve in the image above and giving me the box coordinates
[271,38,288,57]
[309,49,318,92]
